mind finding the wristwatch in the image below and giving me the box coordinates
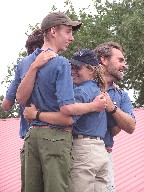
[109,102,117,114]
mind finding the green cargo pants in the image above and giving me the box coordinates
[23,127,73,192]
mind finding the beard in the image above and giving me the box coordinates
[106,65,124,81]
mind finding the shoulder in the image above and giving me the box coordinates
[17,54,34,67]
[117,89,130,101]
[74,81,100,101]
[53,55,69,65]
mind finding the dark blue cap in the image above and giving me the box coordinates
[69,49,99,66]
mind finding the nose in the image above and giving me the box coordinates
[70,34,74,41]
[123,62,128,70]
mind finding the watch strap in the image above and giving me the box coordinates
[109,104,117,114]
[36,109,42,121]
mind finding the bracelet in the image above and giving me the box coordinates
[109,104,117,115]
[36,109,42,121]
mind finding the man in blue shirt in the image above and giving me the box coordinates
[94,41,136,192]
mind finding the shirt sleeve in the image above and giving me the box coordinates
[120,91,136,120]
[6,62,22,100]
[55,58,75,106]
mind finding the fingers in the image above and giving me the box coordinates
[45,50,57,57]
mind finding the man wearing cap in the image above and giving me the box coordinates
[16,12,107,192]
[94,41,136,191]
[22,48,109,192]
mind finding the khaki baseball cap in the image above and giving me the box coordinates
[41,12,82,31]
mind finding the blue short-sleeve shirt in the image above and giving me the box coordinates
[5,48,42,138]
[72,80,107,138]
[104,84,135,147]
[30,55,75,128]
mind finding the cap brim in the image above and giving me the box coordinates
[64,21,82,31]
[69,59,84,66]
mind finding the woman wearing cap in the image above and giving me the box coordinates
[23,49,109,192]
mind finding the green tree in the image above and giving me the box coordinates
[0,24,40,119]
[63,0,144,107]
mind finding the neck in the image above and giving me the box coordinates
[104,73,115,89]
[41,40,58,53]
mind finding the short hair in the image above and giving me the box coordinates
[25,28,44,55]
[94,41,124,63]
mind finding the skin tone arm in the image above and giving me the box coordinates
[24,105,121,136]
[1,98,15,111]
[105,92,135,134]
[16,50,57,105]
[111,125,121,136]
[24,104,74,126]
[60,94,106,115]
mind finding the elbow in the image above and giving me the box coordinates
[1,104,10,111]
[128,126,135,134]
[16,94,25,105]
[1,99,14,111]
[125,123,136,134]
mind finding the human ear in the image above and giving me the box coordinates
[101,56,107,66]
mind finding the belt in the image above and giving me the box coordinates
[32,125,72,133]
[73,134,103,140]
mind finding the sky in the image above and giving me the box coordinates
[0,0,96,96]
[0,0,135,101]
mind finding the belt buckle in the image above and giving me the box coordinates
[77,135,84,139]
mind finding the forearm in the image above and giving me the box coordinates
[111,125,121,136]
[60,102,98,116]
[112,108,135,134]
[39,112,74,126]
[16,64,38,105]
[24,106,74,126]
[1,98,15,111]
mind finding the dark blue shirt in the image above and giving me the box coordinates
[72,80,107,138]
[5,48,42,138]
[104,84,135,147]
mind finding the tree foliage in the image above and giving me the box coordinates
[0,0,143,118]
[62,0,144,107]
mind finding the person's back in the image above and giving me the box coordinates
[2,29,44,138]
[30,55,74,128]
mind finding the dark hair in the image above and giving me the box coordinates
[25,28,44,55]
[94,41,124,63]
